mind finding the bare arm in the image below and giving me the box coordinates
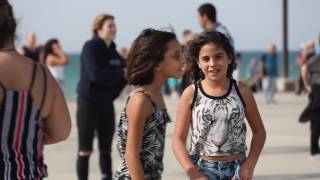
[257,61,264,80]
[125,93,153,180]
[239,82,266,180]
[43,68,71,144]
[17,48,25,55]
[172,86,207,180]
[46,50,69,66]
[301,64,311,92]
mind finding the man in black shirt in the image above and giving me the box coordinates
[17,32,40,62]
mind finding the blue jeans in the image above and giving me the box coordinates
[263,77,277,101]
[195,157,244,180]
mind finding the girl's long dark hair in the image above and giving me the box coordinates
[126,28,176,85]
[43,38,59,63]
[182,30,236,88]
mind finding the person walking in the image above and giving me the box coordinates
[301,36,320,159]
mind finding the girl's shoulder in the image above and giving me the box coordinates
[235,81,252,108]
[181,84,196,98]
[179,84,197,110]
[126,90,154,115]
[127,90,152,106]
[236,81,251,96]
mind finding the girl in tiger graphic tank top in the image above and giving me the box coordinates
[173,31,266,180]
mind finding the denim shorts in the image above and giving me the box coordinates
[191,155,244,180]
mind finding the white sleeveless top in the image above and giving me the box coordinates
[48,65,65,81]
[189,79,247,156]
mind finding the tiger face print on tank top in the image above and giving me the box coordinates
[189,79,247,157]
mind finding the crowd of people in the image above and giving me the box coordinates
[1,0,319,180]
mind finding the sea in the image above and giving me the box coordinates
[63,51,300,101]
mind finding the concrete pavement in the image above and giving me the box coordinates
[44,92,320,180]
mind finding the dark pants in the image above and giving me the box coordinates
[297,75,307,95]
[310,84,320,155]
[299,93,312,123]
[76,97,115,180]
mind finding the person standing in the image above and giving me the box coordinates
[262,44,278,104]
[76,14,126,180]
[17,32,41,62]
[0,1,71,179]
[197,3,234,46]
[247,58,260,92]
[301,37,320,159]
[43,39,69,87]
[114,28,184,180]
[172,31,266,180]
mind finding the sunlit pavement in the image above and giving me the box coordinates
[45,92,320,180]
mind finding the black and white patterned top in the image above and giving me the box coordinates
[114,91,171,180]
[189,79,247,157]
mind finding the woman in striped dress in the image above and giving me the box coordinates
[0,1,71,179]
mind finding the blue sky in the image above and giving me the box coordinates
[11,0,320,53]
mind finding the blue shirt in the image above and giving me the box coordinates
[264,53,278,77]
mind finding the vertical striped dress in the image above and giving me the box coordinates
[0,63,48,180]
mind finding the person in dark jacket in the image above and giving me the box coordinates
[76,13,126,180]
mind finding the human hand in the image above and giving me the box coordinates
[189,170,208,180]
[238,163,254,180]
[306,86,311,93]
[192,177,208,180]
[187,167,208,180]
[52,43,62,53]
[190,173,208,180]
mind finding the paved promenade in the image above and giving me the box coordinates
[45,92,320,180]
